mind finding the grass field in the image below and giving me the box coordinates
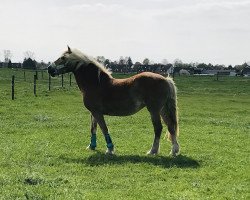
[0,69,249,199]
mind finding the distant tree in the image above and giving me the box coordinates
[234,64,243,74]
[172,59,183,76]
[196,63,207,69]
[173,59,183,68]
[214,64,225,70]
[234,62,249,75]
[207,63,214,69]
[118,56,125,65]
[3,50,12,63]
[104,59,111,68]
[134,62,141,66]
[109,61,118,72]
[8,60,12,68]
[36,60,47,69]
[181,63,192,69]
[133,62,142,73]
[22,58,36,69]
[96,56,105,64]
[142,58,150,66]
[228,65,233,70]
[23,51,35,60]
[127,57,133,67]
[242,62,249,68]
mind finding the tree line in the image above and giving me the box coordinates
[1,49,249,75]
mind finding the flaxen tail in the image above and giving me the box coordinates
[164,77,179,141]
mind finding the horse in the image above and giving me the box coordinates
[48,46,180,156]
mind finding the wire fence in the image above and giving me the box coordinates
[0,68,78,100]
[1,68,248,100]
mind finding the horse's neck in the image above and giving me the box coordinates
[73,65,111,92]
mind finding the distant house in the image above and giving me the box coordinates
[12,63,22,68]
[193,68,203,74]
[116,63,173,75]
[153,64,173,75]
[201,69,236,76]
[0,62,21,68]
[179,69,190,76]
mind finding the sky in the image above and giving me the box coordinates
[0,0,250,65]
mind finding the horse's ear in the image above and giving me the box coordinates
[67,45,72,53]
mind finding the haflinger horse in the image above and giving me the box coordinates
[48,46,180,156]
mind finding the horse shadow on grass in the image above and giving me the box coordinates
[60,151,200,169]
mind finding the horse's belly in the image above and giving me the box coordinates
[102,100,145,116]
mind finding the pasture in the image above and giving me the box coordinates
[0,69,249,199]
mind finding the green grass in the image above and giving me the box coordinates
[0,69,249,199]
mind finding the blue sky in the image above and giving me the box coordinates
[0,0,249,65]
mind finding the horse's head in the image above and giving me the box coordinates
[48,46,80,77]
[48,46,112,80]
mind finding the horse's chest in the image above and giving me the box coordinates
[83,93,102,112]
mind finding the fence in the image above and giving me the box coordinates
[216,71,231,81]
[1,68,246,100]
[0,68,76,100]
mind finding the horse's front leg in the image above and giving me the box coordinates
[91,112,114,155]
[86,114,98,150]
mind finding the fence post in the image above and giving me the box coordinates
[24,70,26,81]
[61,74,64,88]
[34,74,37,96]
[12,75,15,100]
[69,73,72,86]
[49,75,51,91]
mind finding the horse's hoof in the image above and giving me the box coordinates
[169,151,176,157]
[170,143,180,157]
[169,150,180,157]
[147,150,158,155]
[86,145,96,151]
[105,148,115,155]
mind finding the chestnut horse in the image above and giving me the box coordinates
[48,46,180,156]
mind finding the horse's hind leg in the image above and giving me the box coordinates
[161,111,180,156]
[147,112,163,155]
[87,114,97,150]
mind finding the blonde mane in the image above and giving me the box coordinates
[71,49,112,76]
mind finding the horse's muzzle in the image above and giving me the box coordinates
[48,64,58,77]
